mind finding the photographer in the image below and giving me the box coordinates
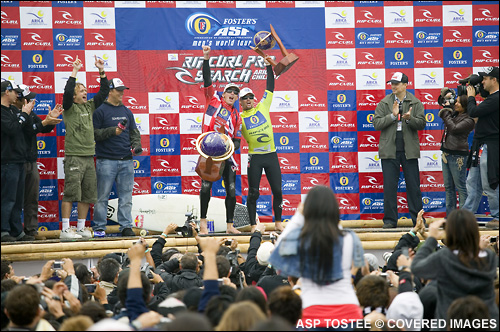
[463,67,499,230]
[437,89,475,217]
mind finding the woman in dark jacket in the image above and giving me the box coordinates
[438,91,475,217]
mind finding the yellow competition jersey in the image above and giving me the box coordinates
[240,90,275,154]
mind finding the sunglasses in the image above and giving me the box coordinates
[225,89,239,95]
[241,95,254,100]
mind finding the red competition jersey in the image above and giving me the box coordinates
[202,85,242,140]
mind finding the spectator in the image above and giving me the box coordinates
[373,72,426,228]
[1,260,13,280]
[1,80,36,242]
[411,209,499,330]
[183,286,204,312]
[463,66,499,230]
[198,45,242,235]
[58,315,94,331]
[244,223,269,285]
[216,301,266,331]
[235,286,268,316]
[356,275,390,316]
[386,292,424,331]
[4,284,42,330]
[447,295,491,331]
[164,253,203,293]
[1,279,17,293]
[78,301,108,323]
[121,240,163,329]
[438,90,475,217]
[204,295,234,328]
[14,84,63,241]
[268,286,302,326]
[92,78,141,238]
[239,57,284,232]
[60,55,109,239]
[163,311,212,331]
[97,257,121,296]
[269,185,365,329]
[251,316,294,331]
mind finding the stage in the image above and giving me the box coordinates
[2,219,497,268]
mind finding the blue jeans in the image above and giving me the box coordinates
[442,154,468,217]
[463,144,499,219]
[1,163,26,239]
[93,159,134,232]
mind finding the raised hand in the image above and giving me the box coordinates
[202,45,211,59]
[94,54,105,70]
[402,106,412,121]
[73,55,83,71]
[392,100,399,117]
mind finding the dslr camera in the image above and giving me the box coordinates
[438,87,456,108]
[175,211,199,237]
[226,248,244,288]
[457,74,488,98]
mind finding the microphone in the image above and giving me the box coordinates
[117,119,127,130]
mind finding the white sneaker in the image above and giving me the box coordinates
[76,227,92,238]
[60,227,83,240]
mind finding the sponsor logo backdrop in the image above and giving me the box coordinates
[1,1,498,229]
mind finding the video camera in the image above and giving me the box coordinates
[457,74,488,98]
[226,248,244,288]
[175,210,199,237]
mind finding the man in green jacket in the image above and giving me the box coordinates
[60,55,109,239]
[373,72,426,228]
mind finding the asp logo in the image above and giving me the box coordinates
[185,12,255,37]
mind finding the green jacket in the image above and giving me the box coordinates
[373,91,426,160]
[62,76,109,156]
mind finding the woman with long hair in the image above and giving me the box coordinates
[411,209,498,330]
[269,185,365,330]
[438,91,475,217]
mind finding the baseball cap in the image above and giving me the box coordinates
[223,83,240,94]
[109,78,129,90]
[387,72,409,84]
[17,84,37,100]
[478,66,499,80]
[1,80,23,93]
[239,87,254,98]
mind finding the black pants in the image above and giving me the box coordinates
[382,152,423,227]
[247,152,283,225]
[24,162,40,234]
[200,160,237,223]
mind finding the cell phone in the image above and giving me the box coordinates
[401,247,409,258]
[225,240,232,246]
[53,261,63,270]
[85,284,97,293]
[491,236,498,243]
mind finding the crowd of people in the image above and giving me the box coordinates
[1,185,498,331]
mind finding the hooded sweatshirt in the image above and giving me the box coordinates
[411,237,498,331]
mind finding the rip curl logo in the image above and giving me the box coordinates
[367,176,380,185]
[333,32,345,40]
[306,94,318,104]
[92,33,106,42]
[391,31,405,40]
[278,116,289,124]
[421,10,434,19]
[334,115,349,124]
[191,180,201,189]
[362,10,375,20]
[28,33,42,42]
[425,175,438,184]
[338,197,351,207]
[127,97,139,105]
[334,73,346,82]
[481,50,493,59]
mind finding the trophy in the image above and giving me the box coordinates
[195,131,235,182]
[252,24,299,76]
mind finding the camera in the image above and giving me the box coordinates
[224,239,233,246]
[226,249,244,288]
[53,261,64,270]
[438,87,456,108]
[175,211,198,237]
[491,236,498,243]
[457,74,488,98]
[141,263,154,279]
[85,284,97,293]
